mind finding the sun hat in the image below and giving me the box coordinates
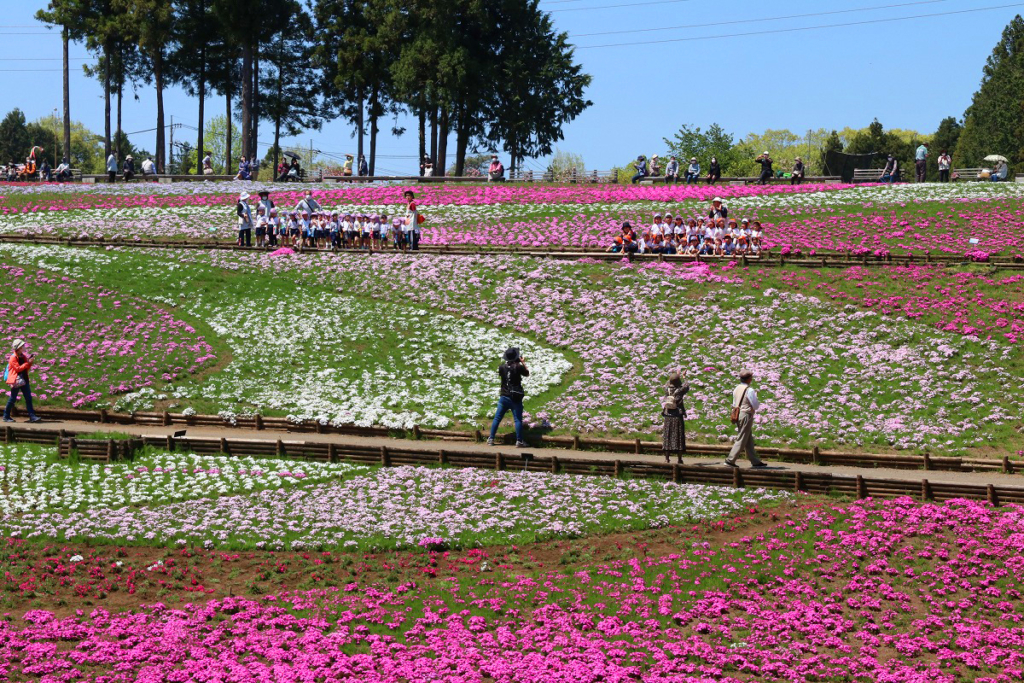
[712,197,723,203]
[741,218,750,224]
[739,369,753,380]
[258,190,269,197]
[12,339,24,351]
[239,192,250,201]
[504,347,520,363]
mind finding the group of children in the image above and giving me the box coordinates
[237,189,422,251]
[252,206,415,250]
[609,198,765,256]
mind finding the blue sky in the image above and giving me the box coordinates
[2,0,1021,173]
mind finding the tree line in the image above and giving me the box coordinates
[31,0,591,176]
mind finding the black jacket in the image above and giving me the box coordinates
[498,361,529,399]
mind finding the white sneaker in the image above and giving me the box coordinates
[486,438,495,446]
[515,441,528,448]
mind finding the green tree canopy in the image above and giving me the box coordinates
[955,15,1024,169]
[0,109,30,164]
[662,123,740,174]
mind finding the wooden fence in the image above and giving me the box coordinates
[0,425,1014,507]
[19,407,1023,477]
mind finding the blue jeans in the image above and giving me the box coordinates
[489,395,524,442]
[4,381,37,420]
[631,173,645,184]
[685,173,698,184]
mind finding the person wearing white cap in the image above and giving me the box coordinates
[684,157,700,184]
[4,339,40,423]
[708,197,728,221]
[122,155,135,182]
[725,369,767,468]
[236,192,253,247]
[756,151,773,185]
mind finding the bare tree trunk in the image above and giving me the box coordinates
[273,54,282,174]
[429,106,438,167]
[62,26,70,163]
[356,88,364,162]
[240,40,252,158]
[417,108,425,176]
[251,44,259,172]
[454,101,469,177]
[436,108,449,177]
[103,47,111,158]
[116,75,123,158]
[196,46,205,176]
[368,86,379,175]
[225,87,232,172]
[154,50,165,172]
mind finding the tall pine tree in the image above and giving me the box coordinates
[955,15,1024,168]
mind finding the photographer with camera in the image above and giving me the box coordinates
[3,339,40,423]
[487,347,530,448]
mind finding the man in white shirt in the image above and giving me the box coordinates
[725,369,767,467]
[141,158,156,176]
[937,150,952,183]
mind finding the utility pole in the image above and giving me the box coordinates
[170,115,174,174]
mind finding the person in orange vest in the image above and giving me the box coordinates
[3,339,40,423]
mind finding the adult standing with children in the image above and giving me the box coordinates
[661,371,689,463]
[725,369,767,468]
[3,340,40,423]
[404,190,421,251]
[487,347,530,448]
[236,192,253,247]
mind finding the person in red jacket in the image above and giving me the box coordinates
[4,339,40,423]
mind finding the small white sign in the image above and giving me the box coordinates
[969,238,980,244]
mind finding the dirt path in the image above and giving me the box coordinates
[13,418,1024,489]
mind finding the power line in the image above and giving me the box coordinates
[572,0,950,37]
[0,69,63,72]
[551,0,694,11]
[0,57,90,61]
[575,2,1024,48]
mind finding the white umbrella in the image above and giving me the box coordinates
[984,154,1008,163]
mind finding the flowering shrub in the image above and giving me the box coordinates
[0,498,1021,681]
[0,262,215,407]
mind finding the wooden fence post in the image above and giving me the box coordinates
[550,455,559,474]
[439,450,448,465]
[474,430,483,443]
[921,479,932,501]
[328,443,337,463]
[162,411,171,426]
[922,452,932,471]
[987,484,999,507]
[811,446,820,465]
[1002,456,1012,474]
[254,414,264,431]
[380,447,391,467]
[3,426,10,444]
[68,437,77,458]
[856,475,867,499]
[495,452,505,471]
[634,439,641,455]
[572,435,581,451]
[106,439,115,462]
[165,434,174,451]
[794,470,804,493]
[276,440,284,457]
[412,425,421,440]
[613,460,622,478]
[732,467,741,489]
[220,438,229,455]
[672,464,681,484]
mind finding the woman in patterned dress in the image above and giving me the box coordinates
[661,371,689,463]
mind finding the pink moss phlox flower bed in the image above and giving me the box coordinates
[2,498,1022,681]
[0,263,216,407]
